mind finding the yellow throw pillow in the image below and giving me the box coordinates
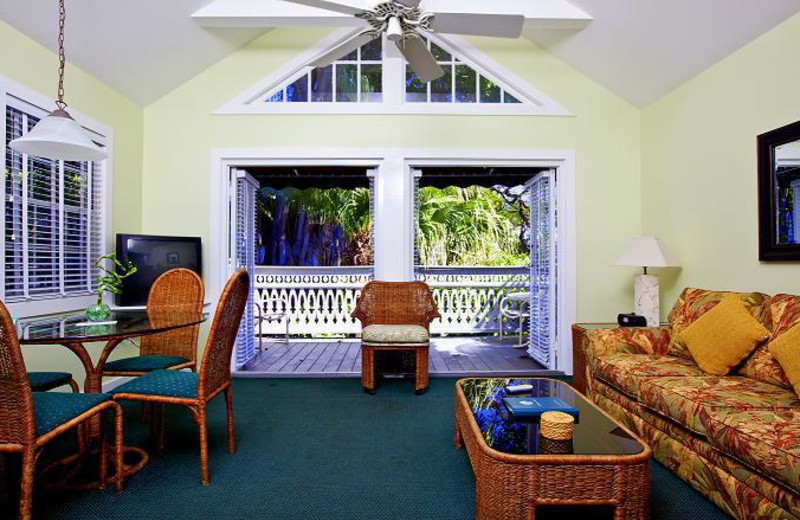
[769,324,800,398]
[679,296,770,376]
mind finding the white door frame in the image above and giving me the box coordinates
[209,147,576,373]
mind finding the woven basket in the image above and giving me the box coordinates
[540,411,574,440]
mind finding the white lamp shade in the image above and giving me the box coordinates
[9,110,107,162]
[613,237,679,268]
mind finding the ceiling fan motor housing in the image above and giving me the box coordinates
[357,1,433,41]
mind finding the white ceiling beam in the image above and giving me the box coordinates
[192,0,592,30]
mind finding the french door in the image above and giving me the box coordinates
[231,168,258,368]
[527,170,557,369]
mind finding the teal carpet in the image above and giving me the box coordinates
[19,378,727,519]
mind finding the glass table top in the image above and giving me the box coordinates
[18,310,207,344]
[459,378,645,457]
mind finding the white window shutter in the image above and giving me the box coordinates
[234,170,258,368]
[527,171,557,368]
[3,103,106,303]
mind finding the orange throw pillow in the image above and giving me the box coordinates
[769,324,800,398]
[679,296,770,376]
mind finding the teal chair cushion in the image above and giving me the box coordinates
[28,371,74,392]
[112,369,199,400]
[103,355,190,373]
[33,392,111,437]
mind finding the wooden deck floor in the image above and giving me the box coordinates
[236,336,559,378]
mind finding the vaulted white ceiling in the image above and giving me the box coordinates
[0,0,798,107]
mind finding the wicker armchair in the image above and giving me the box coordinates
[102,268,204,377]
[0,301,124,520]
[111,270,250,486]
[351,281,440,395]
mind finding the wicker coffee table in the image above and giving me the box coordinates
[455,378,651,520]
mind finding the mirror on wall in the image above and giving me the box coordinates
[759,120,800,260]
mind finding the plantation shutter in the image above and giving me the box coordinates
[3,99,105,303]
[411,169,422,276]
[527,171,557,368]
[234,169,258,368]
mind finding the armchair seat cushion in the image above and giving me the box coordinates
[704,408,800,493]
[638,376,800,436]
[112,369,199,399]
[595,354,704,398]
[362,325,429,344]
[103,355,191,373]
[27,371,74,392]
[33,392,111,437]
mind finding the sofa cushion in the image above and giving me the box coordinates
[667,288,769,359]
[679,296,770,375]
[595,354,705,398]
[362,325,429,344]
[765,293,800,336]
[704,408,800,493]
[769,323,800,398]
[734,294,799,389]
[638,376,800,435]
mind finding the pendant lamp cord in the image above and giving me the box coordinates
[56,0,67,110]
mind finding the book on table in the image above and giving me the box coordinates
[502,397,580,420]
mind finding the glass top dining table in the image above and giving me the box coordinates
[18,310,207,344]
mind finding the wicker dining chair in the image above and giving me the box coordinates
[102,268,204,377]
[0,301,124,520]
[111,269,250,486]
[351,281,441,395]
[27,372,79,393]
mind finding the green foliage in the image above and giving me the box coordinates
[260,187,372,241]
[259,184,529,267]
[95,253,137,304]
[416,186,529,267]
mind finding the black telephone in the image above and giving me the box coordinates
[618,313,647,327]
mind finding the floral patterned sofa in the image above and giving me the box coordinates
[582,288,800,519]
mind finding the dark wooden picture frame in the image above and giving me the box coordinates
[758,119,800,261]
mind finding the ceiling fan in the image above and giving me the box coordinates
[281,0,526,82]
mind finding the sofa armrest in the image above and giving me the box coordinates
[583,326,673,369]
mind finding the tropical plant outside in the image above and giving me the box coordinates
[257,184,530,267]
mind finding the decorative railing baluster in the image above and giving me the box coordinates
[253,266,530,336]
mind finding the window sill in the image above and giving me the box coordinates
[7,295,97,319]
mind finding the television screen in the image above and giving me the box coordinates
[115,234,202,306]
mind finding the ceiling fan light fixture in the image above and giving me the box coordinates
[386,16,404,41]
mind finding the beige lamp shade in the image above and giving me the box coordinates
[613,237,679,268]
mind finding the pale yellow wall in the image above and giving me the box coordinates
[642,13,800,318]
[0,19,144,382]
[142,28,643,323]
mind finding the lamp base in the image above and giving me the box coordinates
[634,274,660,327]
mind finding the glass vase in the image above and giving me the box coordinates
[86,302,111,322]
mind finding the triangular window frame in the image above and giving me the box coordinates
[217,28,571,116]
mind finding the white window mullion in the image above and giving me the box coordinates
[58,160,65,295]
[383,35,403,105]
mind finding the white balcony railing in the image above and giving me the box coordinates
[254,266,530,336]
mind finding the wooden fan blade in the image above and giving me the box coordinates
[279,0,366,16]
[427,12,525,38]
[396,38,444,83]
[310,32,379,68]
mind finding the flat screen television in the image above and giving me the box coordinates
[115,234,202,306]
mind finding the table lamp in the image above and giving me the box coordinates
[613,237,679,326]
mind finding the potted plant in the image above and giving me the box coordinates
[86,253,137,322]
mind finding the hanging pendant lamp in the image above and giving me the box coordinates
[9,0,107,161]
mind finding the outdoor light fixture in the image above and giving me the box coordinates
[9,0,107,161]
